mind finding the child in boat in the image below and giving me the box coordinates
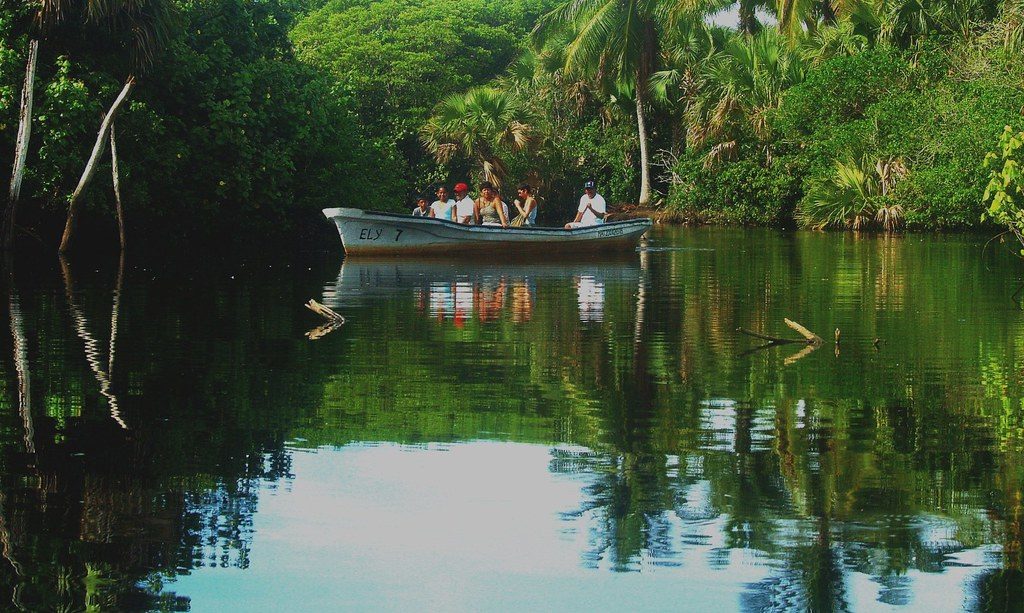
[430,185,455,220]
[412,196,430,217]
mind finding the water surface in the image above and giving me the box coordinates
[1,227,1023,611]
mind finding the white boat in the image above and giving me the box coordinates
[323,207,651,255]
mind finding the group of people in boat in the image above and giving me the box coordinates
[411,180,606,229]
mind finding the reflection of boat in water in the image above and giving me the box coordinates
[323,208,651,256]
[323,258,642,324]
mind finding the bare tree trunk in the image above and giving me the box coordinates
[110,123,126,252]
[636,93,652,207]
[2,39,40,251]
[59,76,136,255]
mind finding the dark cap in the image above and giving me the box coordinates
[584,180,596,189]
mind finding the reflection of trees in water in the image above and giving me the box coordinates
[552,449,694,571]
[0,257,315,610]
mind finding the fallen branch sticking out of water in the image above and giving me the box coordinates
[738,318,823,346]
[739,319,824,365]
[305,299,345,340]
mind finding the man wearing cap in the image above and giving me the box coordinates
[565,181,606,229]
[453,182,476,224]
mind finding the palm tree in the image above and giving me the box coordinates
[686,30,806,166]
[798,155,907,230]
[58,0,177,254]
[777,0,865,41]
[420,87,533,188]
[674,0,769,35]
[532,0,667,207]
[797,18,871,64]
[651,22,729,152]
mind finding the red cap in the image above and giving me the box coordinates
[454,182,468,192]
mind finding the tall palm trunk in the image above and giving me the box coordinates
[59,76,136,254]
[636,92,652,207]
[3,40,40,251]
[635,24,655,209]
[738,0,759,35]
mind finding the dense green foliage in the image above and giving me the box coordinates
[422,0,1024,231]
[291,0,552,198]
[0,0,396,250]
[4,0,1024,251]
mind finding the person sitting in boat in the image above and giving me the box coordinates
[475,181,509,228]
[564,180,606,229]
[430,185,455,220]
[453,182,475,224]
[412,195,430,217]
[513,184,538,226]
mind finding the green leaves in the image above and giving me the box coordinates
[420,86,534,186]
[798,154,907,230]
[982,125,1024,233]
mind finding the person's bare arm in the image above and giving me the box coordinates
[513,199,527,216]
[498,200,509,227]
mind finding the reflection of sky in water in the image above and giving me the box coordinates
[166,443,993,612]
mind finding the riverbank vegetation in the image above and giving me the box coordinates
[1,0,1023,251]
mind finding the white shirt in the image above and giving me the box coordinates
[430,199,455,220]
[455,196,475,222]
[577,193,606,225]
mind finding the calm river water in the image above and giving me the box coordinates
[1,226,1024,611]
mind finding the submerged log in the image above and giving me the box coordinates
[738,319,822,346]
[784,318,823,344]
[739,319,825,365]
[305,299,344,323]
[305,299,344,340]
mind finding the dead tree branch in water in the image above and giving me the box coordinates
[305,299,345,340]
[738,318,823,346]
[739,319,824,365]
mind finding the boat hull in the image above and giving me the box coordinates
[323,207,651,255]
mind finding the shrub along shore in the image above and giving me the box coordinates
[1,0,1022,253]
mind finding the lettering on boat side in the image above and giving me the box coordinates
[359,228,384,241]
[597,227,627,238]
